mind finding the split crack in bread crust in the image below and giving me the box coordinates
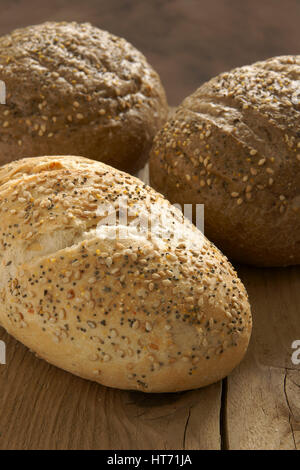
[0,156,251,393]
[0,21,168,172]
[150,55,300,267]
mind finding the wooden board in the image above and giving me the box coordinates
[0,166,299,450]
[226,266,300,450]
[0,333,222,450]
[0,0,299,450]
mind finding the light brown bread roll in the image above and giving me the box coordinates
[0,156,251,392]
[150,55,300,267]
[0,21,168,172]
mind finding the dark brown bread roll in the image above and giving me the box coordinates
[150,56,300,267]
[0,21,168,172]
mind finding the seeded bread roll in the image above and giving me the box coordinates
[0,21,168,172]
[150,55,300,267]
[0,155,251,393]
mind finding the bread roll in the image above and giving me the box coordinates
[150,55,300,266]
[0,155,251,392]
[0,21,168,172]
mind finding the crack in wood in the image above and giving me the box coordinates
[182,407,191,450]
[283,370,297,450]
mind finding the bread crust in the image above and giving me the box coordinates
[0,155,251,392]
[0,21,168,172]
[150,55,300,267]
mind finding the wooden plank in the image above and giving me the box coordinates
[0,325,222,450]
[225,266,300,450]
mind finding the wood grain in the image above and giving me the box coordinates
[0,326,222,450]
[0,0,299,450]
[225,267,300,450]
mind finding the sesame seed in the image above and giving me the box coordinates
[89,354,99,361]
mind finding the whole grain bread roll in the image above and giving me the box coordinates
[0,155,251,392]
[0,21,168,172]
[150,55,300,267]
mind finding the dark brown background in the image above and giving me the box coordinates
[0,0,299,450]
[0,0,299,104]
